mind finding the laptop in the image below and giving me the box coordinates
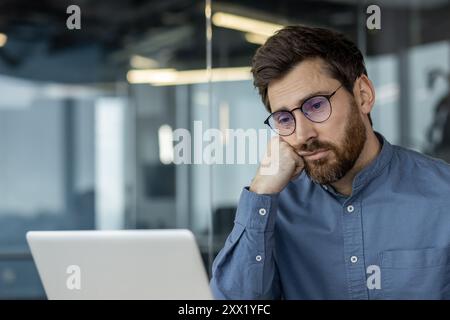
[26,229,213,300]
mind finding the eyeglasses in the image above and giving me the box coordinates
[264,85,342,136]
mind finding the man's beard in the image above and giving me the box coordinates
[301,100,367,185]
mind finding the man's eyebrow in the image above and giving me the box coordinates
[275,89,332,112]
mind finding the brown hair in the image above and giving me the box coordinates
[251,25,372,126]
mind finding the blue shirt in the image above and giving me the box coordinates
[210,132,450,299]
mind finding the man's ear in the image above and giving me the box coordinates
[353,74,375,115]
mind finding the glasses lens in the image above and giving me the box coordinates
[302,96,331,122]
[268,111,295,135]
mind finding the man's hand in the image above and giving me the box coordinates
[250,137,304,194]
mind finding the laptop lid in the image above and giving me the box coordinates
[26,229,213,300]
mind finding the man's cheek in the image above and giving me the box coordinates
[282,137,300,150]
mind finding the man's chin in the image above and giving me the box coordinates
[305,161,343,185]
[306,171,336,185]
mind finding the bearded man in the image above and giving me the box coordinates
[210,25,450,300]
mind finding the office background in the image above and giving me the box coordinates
[0,0,450,299]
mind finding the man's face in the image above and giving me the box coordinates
[267,58,367,185]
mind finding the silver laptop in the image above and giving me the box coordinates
[26,229,213,300]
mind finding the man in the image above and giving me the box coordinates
[209,25,450,299]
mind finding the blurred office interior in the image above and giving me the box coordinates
[0,0,449,298]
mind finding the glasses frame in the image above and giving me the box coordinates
[264,85,343,136]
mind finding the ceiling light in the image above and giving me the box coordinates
[0,33,8,47]
[212,12,283,37]
[129,55,159,69]
[244,33,269,45]
[127,67,252,86]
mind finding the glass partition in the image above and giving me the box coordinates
[0,1,207,299]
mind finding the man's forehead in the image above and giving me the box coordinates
[267,59,336,111]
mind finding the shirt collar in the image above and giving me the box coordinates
[321,131,394,196]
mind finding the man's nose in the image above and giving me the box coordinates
[292,110,317,146]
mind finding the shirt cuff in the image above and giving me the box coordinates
[234,187,279,232]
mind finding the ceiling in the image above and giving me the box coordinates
[0,0,448,83]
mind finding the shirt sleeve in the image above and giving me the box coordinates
[209,187,282,300]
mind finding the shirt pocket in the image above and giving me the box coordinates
[380,247,450,299]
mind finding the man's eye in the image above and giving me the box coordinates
[312,102,322,109]
[277,116,291,123]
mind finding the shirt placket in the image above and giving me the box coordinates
[342,198,368,299]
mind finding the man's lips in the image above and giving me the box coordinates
[298,149,330,161]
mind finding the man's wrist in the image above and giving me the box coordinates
[249,179,280,195]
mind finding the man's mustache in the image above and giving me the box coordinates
[298,140,335,153]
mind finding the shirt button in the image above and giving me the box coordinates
[258,208,267,216]
[347,205,354,213]
[350,256,358,263]
[256,255,262,262]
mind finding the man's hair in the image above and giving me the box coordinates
[251,25,373,127]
